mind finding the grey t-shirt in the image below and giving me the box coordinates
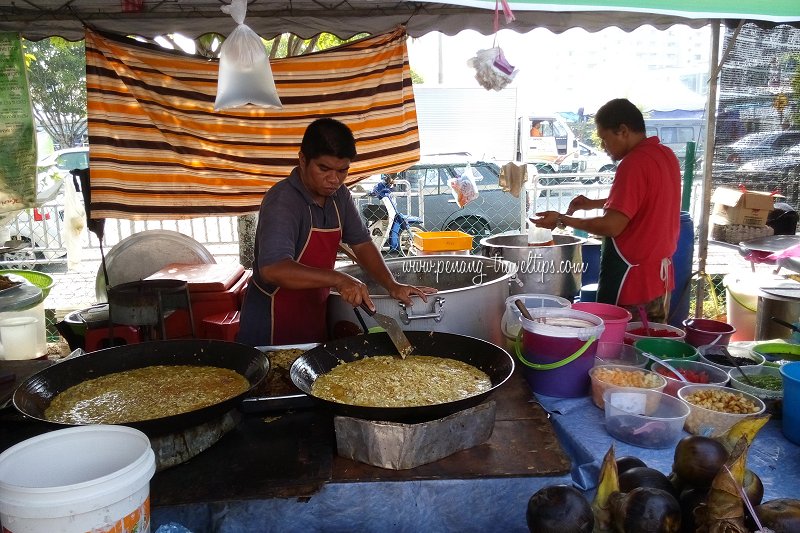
[253,168,370,288]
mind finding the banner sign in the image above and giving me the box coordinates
[0,32,37,215]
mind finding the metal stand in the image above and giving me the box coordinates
[107,279,195,344]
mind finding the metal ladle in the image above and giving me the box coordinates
[636,351,689,382]
[719,346,757,387]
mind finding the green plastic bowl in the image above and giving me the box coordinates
[634,337,698,368]
[751,342,800,367]
[0,269,54,299]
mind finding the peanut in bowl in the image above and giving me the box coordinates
[677,383,765,438]
[589,364,667,409]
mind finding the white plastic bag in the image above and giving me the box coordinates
[214,0,282,110]
[448,164,479,208]
[467,47,518,91]
[62,177,86,270]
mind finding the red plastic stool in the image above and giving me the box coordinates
[84,326,141,352]
[201,311,240,342]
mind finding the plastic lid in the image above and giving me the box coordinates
[0,281,43,312]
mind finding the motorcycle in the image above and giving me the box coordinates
[361,178,423,255]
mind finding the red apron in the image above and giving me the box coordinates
[270,203,342,345]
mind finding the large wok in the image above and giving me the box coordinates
[290,331,514,423]
[13,339,269,436]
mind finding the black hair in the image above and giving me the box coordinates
[300,118,357,160]
[595,98,646,134]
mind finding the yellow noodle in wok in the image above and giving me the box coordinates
[311,356,492,407]
[45,365,249,424]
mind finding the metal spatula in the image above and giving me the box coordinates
[359,303,414,358]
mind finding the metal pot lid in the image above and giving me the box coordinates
[95,230,216,302]
[0,277,43,312]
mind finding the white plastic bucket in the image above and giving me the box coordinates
[724,271,787,341]
[0,425,156,533]
[501,293,571,350]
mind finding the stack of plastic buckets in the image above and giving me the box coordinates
[571,302,632,345]
[515,307,605,397]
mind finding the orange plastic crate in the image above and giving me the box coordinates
[412,231,473,252]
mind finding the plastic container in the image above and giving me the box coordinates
[650,358,729,397]
[634,337,699,368]
[780,362,800,445]
[589,364,666,409]
[527,226,554,246]
[728,365,784,416]
[412,231,473,252]
[624,321,686,345]
[751,342,800,366]
[698,344,765,372]
[0,317,39,360]
[0,425,156,533]
[0,279,46,360]
[594,342,647,368]
[516,308,605,398]
[723,271,786,341]
[572,302,632,345]
[678,383,766,437]
[603,387,690,449]
[500,293,571,351]
[683,318,737,348]
[668,212,694,328]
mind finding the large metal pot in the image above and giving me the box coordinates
[327,255,515,345]
[291,331,514,423]
[479,233,585,300]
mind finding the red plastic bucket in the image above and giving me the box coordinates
[515,308,605,397]
[682,318,736,348]
[572,302,632,345]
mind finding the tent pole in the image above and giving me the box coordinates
[694,21,721,317]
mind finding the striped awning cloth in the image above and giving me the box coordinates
[85,27,420,220]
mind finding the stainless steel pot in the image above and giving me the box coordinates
[327,255,516,345]
[755,292,800,340]
[479,233,585,300]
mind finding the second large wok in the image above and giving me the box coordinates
[13,339,269,435]
[290,331,514,423]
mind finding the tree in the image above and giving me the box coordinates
[24,38,87,150]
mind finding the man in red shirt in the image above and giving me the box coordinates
[531,98,681,322]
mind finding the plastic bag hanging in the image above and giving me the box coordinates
[214,0,282,110]
[467,0,518,91]
[448,164,480,208]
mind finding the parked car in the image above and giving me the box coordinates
[717,131,800,167]
[37,146,90,181]
[354,154,526,244]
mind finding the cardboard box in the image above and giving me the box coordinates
[711,187,779,227]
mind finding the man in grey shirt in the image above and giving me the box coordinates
[237,118,434,346]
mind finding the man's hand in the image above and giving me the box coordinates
[387,282,437,307]
[334,272,373,309]
[567,195,592,215]
[530,210,559,230]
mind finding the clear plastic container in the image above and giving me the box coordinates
[697,344,765,372]
[624,321,686,345]
[728,365,783,415]
[0,279,46,360]
[501,293,571,350]
[589,364,666,409]
[650,358,729,397]
[603,387,690,449]
[678,383,766,437]
[594,342,647,368]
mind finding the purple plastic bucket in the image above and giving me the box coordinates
[572,302,632,345]
[515,308,605,398]
[682,318,736,348]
